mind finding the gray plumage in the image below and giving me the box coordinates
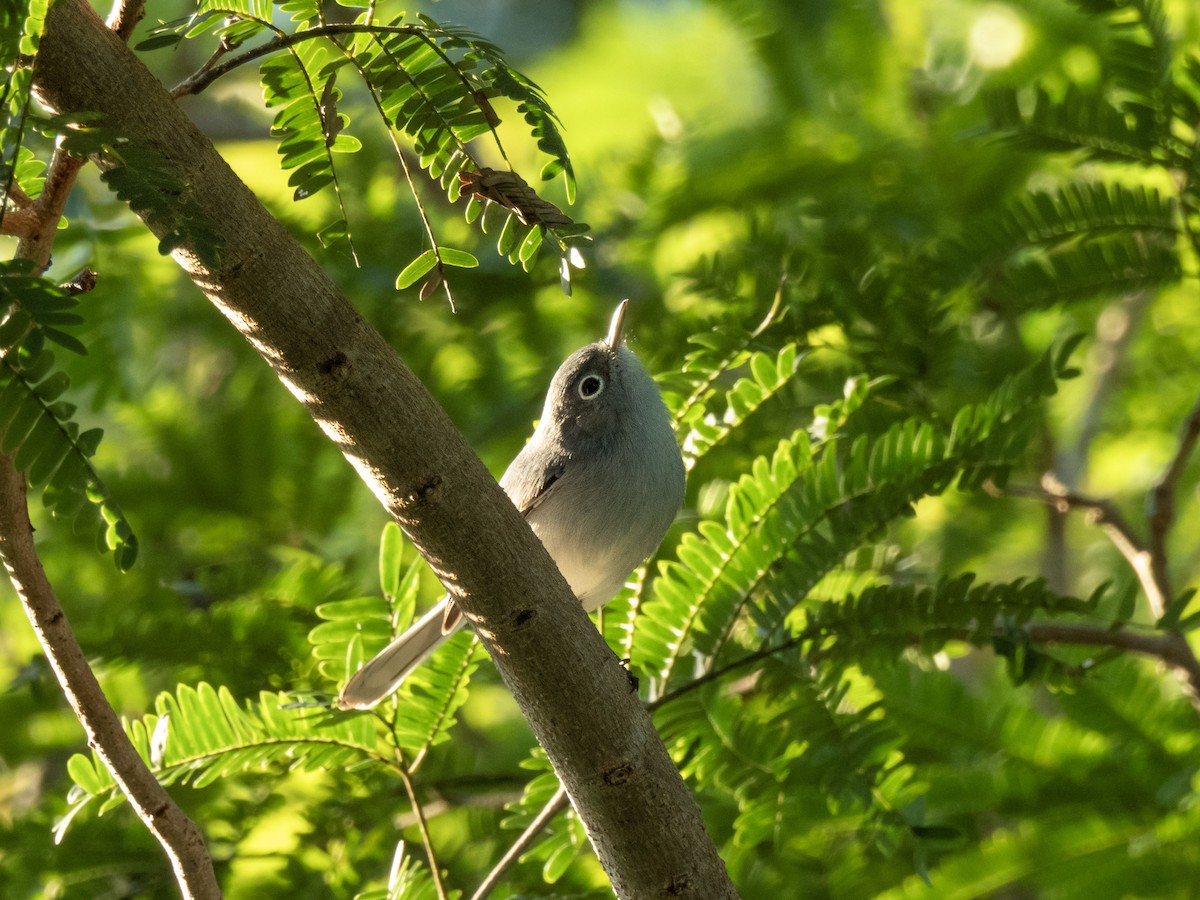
[337,301,685,710]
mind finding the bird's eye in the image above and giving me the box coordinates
[578,374,605,399]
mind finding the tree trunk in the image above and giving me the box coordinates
[30,2,737,897]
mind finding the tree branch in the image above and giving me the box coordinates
[106,0,145,43]
[170,23,425,97]
[471,785,569,900]
[32,3,736,897]
[1026,622,1200,703]
[0,455,222,899]
[14,143,86,271]
[1147,392,1200,610]
[988,474,1170,619]
[0,74,221,897]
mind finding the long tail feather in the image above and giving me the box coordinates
[337,598,460,709]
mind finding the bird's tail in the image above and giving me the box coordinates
[337,598,458,710]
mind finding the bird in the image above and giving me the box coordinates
[337,300,686,710]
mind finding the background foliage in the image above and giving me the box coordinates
[4,0,1200,897]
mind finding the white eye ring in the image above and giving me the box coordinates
[578,373,605,400]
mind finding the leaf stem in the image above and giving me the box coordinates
[173,23,438,97]
[399,766,449,900]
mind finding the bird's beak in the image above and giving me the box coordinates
[605,299,628,352]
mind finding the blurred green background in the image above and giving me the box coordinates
[4,0,1200,897]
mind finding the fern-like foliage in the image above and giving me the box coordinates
[971,0,1200,310]
[797,575,1097,674]
[139,3,589,300]
[312,523,484,766]
[0,0,48,221]
[632,339,1080,695]
[0,261,137,570]
[354,842,442,900]
[674,342,801,472]
[60,522,483,837]
[56,682,385,840]
[655,661,928,866]
[952,183,1177,268]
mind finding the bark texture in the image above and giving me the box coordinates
[31,2,737,896]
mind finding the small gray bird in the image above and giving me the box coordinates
[337,301,685,710]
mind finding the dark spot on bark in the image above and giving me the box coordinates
[415,474,441,504]
[602,762,634,785]
[513,608,535,628]
[319,351,348,377]
[665,874,691,896]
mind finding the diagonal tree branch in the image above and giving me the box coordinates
[0,454,222,899]
[30,3,736,897]
[471,784,569,900]
[1,105,222,899]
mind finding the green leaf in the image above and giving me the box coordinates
[380,521,405,599]
[437,247,478,269]
[395,250,438,289]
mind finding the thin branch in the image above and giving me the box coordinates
[1027,622,1200,705]
[1044,293,1148,592]
[399,767,448,900]
[15,143,87,272]
[340,35,458,311]
[3,179,34,208]
[0,455,222,899]
[471,784,569,900]
[652,616,1200,717]
[1,101,219,898]
[1147,392,1200,608]
[988,475,1170,619]
[106,0,145,42]
[169,17,513,176]
[170,23,425,97]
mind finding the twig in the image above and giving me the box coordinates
[3,179,34,208]
[1026,622,1200,705]
[398,767,448,900]
[652,616,1200,718]
[0,455,222,898]
[170,23,425,97]
[106,0,146,42]
[1147,392,1200,610]
[988,475,1170,620]
[471,784,569,900]
[15,143,87,272]
[340,35,459,311]
[1044,292,1148,593]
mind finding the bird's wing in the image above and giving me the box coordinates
[500,450,567,517]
